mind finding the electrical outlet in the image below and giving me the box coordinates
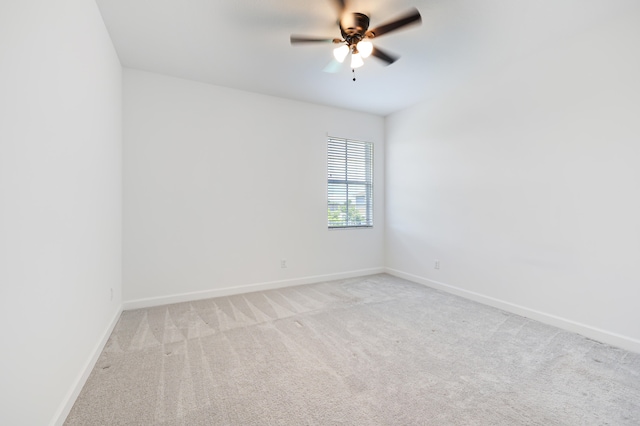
[281,259,287,268]
[434,260,440,270]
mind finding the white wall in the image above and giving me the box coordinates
[123,69,384,305]
[385,2,640,352]
[0,1,122,424]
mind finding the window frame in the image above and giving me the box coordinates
[327,137,374,229]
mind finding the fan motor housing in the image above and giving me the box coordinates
[340,12,370,45]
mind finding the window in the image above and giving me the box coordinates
[327,137,373,228]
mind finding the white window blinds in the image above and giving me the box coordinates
[327,137,373,228]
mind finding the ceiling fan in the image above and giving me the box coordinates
[290,0,422,71]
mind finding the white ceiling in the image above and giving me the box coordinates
[94,0,636,116]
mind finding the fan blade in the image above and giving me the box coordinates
[366,8,421,38]
[371,46,399,65]
[323,58,345,73]
[290,35,338,44]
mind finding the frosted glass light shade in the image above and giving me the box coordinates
[358,41,373,58]
[351,52,364,69]
[333,45,349,63]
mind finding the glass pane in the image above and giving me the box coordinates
[327,138,373,228]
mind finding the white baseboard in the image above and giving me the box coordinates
[51,305,123,426]
[385,268,640,354]
[123,267,386,310]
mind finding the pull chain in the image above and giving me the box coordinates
[352,68,356,82]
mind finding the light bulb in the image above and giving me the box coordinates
[333,45,349,63]
[358,41,373,58]
[351,52,364,69]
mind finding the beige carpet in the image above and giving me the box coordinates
[65,274,640,425]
